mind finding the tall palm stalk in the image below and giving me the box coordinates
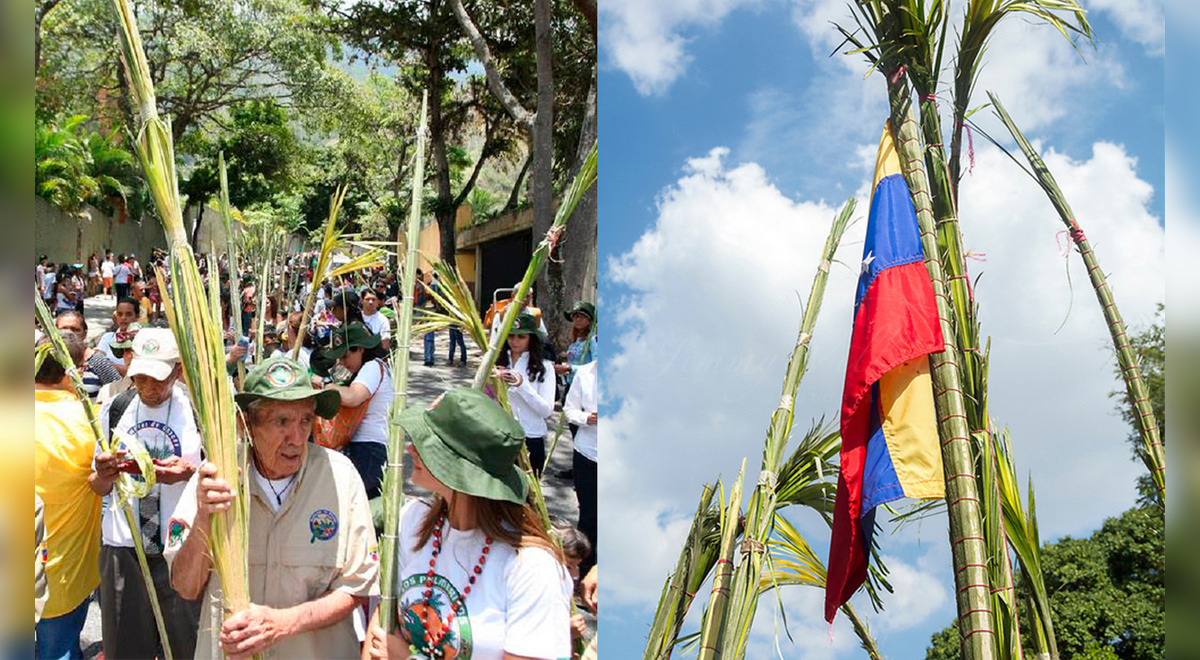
[864,7,997,647]
[696,460,747,660]
[379,91,428,635]
[644,484,721,660]
[884,96,997,660]
[109,0,255,647]
[715,199,855,658]
[987,93,1165,505]
[471,141,597,389]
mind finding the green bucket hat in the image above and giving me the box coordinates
[507,313,538,336]
[393,388,528,504]
[564,301,596,322]
[320,322,381,360]
[235,356,341,419]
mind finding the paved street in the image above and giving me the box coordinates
[77,296,584,657]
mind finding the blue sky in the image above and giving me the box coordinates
[597,1,1165,658]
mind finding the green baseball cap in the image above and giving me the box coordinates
[235,356,341,419]
[320,322,381,360]
[393,388,528,504]
[564,301,596,322]
[508,313,538,336]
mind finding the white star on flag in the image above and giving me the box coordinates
[861,251,875,276]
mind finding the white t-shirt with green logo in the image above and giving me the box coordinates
[393,499,572,659]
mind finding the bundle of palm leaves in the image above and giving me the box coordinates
[110,0,253,643]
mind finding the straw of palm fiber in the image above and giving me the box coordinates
[715,199,853,659]
[35,293,175,658]
[696,460,746,660]
[988,92,1165,505]
[976,427,1024,658]
[471,141,597,390]
[109,0,255,643]
[379,91,428,635]
[217,153,248,382]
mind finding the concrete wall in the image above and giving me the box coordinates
[34,196,166,265]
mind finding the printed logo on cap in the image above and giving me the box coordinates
[265,362,298,388]
[142,338,160,354]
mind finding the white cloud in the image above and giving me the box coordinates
[1090,0,1165,56]
[872,552,949,631]
[736,4,1128,199]
[600,0,761,96]
[600,137,1162,648]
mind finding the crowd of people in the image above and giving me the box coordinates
[34,248,599,659]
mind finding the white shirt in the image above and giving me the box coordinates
[95,331,125,365]
[97,386,203,549]
[41,272,56,299]
[506,353,556,438]
[349,358,392,445]
[361,311,390,340]
[564,361,598,462]
[394,500,572,660]
[101,261,114,278]
[113,263,132,285]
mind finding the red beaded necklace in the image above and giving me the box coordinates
[413,511,494,658]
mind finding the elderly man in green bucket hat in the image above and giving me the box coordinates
[166,355,380,659]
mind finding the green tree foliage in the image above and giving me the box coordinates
[38,0,349,142]
[181,100,299,212]
[927,625,964,660]
[35,115,139,218]
[1030,506,1164,660]
[1110,305,1165,505]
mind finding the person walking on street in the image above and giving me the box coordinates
[495,313,556,477]
[363,388,573,660]
[113,255,132,300]
[89,329,203,659]
[35,332,103,660]
[167,356,378,659]
[101,255,115,297]
[564,360,598,579]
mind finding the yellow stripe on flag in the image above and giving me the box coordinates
[879,357,945,500]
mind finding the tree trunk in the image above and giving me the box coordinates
[529,0,556,331]
[428,0,457,265]
[504,154,530,212]
[544,62,596,349]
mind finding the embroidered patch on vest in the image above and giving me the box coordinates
[309,508,338,543]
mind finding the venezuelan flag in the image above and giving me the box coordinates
[824,122,945,623]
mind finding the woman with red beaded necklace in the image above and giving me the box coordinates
[363,388,573,660]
